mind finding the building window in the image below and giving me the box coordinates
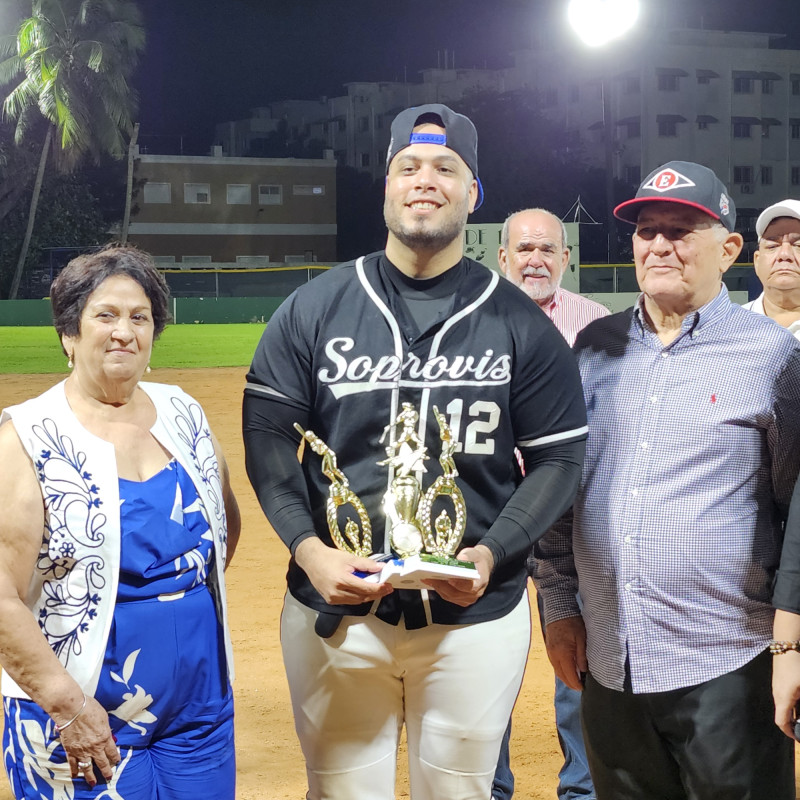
[762,125,771,139]
[358,116,369,133]
[258,184,282,205]
[792,166,800,186]
[733,166,753,184]
[733,77,753,94]
[236,255,269,266]
[793,80,800,96]
[360,152,370,167]
[623,76,640,94]
[184,183,210,204]
[658,119,677,137]
[568,84,579,102]
[761,165,773,185]
[791,123,800,139]
[698,120,709,130]
[622,121,640,138]
[623,165,641,185]
[697,75,710,85]
[337,119,346,132]
[293,185,326,196]
[762,79,774,95]
[143,182,171,204]
[657,74,679,91]
[732,123,751,139]
[226,184,251,205]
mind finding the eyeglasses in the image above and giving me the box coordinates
[759,235,800,255]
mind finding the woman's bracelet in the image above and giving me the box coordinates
[769,640,800,655]
[53,693,87,733]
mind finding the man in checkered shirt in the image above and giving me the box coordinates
[534,162,800,800]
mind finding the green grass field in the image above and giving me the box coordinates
[0,324,265,374]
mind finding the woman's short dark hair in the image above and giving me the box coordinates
[51,244,171,346]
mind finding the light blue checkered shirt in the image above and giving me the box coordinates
[534,286,800,693]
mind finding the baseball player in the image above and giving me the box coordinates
[242,103,588,800]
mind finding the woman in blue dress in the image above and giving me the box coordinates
[0,245,240,799]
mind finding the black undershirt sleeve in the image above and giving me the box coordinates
[244,389,585,571]
[242,391,318,555]
[479,439,585,568]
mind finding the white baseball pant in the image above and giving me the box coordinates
[280,590,531,800]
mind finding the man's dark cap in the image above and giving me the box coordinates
[614,160,736,232]
[386,103,483,209]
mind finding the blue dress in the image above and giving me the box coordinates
[3,460,235,800]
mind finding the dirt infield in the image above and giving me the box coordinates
[2,368,797,799]
[0,368,562,800]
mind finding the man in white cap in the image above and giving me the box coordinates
[745,199,800,339]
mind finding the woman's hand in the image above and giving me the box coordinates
[772,610,800,740]
[57,696,120,786]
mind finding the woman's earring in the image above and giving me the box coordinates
[67,355,74,369]
[145,364,151,374]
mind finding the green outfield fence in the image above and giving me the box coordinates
[1,264,331,326]
[1,262,757,326]
[0,297,287,326]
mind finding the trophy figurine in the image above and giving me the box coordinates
[417,406,467,560]
[293,424,372,557]
[377,402,430,557]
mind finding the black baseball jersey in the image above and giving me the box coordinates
[245,253,587,627]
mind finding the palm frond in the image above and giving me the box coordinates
[0,53,23,88]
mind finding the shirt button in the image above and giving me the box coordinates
[630,488,638,497]
[640,441,649,449]
[625,582,633,590]
[650,396,658,403]
[624,535,632,543]
[661,352,669,358]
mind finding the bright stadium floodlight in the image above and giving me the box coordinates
[567,0,640,47]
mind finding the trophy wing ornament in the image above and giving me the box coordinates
[294,424,372,557]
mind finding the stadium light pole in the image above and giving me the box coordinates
[567,0,640,263]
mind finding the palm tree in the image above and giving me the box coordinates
[0,0,144,298]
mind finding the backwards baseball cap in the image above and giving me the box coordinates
[614,161,736,232]
[756,199,800,238]
[386,103,484,209]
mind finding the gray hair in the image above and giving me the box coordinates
[501,208,568,252]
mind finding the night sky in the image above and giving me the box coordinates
[132,0,800,152]
[2,0,799,148]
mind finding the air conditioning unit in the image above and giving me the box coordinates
[740,183,753,194]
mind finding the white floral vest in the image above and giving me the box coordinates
[1,380,234,697]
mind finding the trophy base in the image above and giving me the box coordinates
[359,554,479,590]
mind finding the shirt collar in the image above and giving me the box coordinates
[540,287,562,317]
[633,283,731,340]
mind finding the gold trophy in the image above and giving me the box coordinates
[297,402,475,585]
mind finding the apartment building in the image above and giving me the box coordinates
[214,26,800,254]
[511,28,800,251]
[128,148,337,265]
